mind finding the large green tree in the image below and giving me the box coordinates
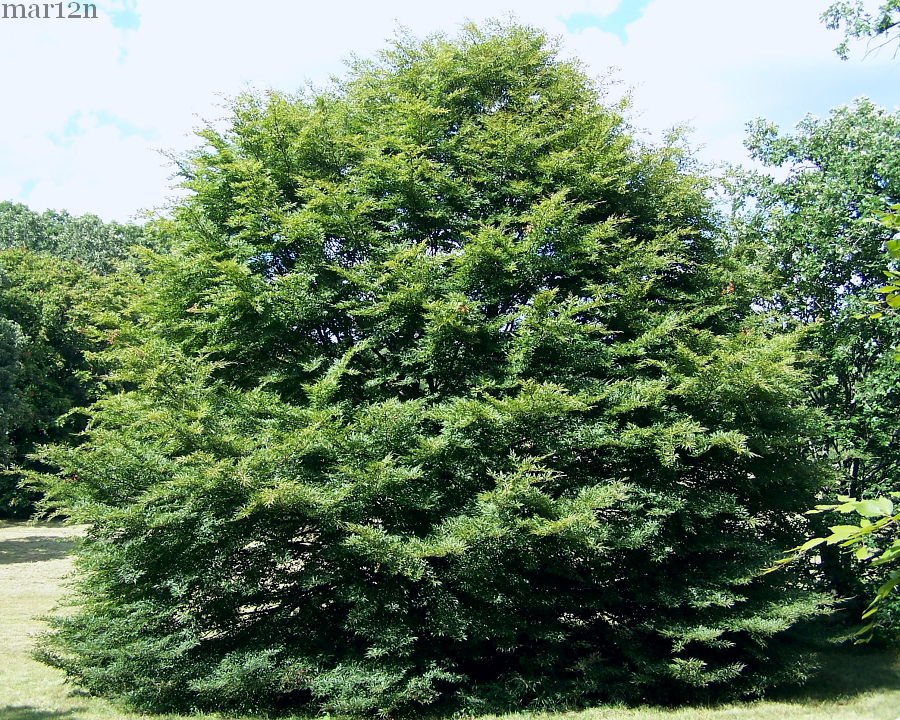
[769,206,900,636]
[40,24,832,717]
[733,99,900,498]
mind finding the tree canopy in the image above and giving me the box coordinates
[0,201,149,274]
[733,99,900,497]
[732,99,900,632]
[38,23,833,717]
[822,0,900,59]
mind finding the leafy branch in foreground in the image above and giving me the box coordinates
[767,495,899,637]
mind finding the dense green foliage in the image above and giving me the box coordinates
[38,25,834,717]
[732,100,900,499]
[771,207,900,636]
[730,100,900,627]
[0,317,22,468]
[0,201,148,274]
[0,201,152,516]
[874,204,900,314]
[0,250,129,516]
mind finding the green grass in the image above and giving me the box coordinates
[0,522,898,720]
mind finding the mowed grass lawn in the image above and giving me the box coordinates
[0,522,897,720]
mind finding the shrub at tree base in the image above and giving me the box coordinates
[39,24,834,717]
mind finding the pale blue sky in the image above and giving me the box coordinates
[0,0,896,221]
[561,0,654,39]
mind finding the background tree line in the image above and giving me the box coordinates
[0,202,157,516]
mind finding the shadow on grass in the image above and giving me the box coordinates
[771,650,900,704]
[0,536,77,565]
[0,707,82,719]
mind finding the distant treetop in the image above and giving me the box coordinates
[0,201,150,273]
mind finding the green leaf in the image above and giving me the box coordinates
[796,537,827,552]
[826,525,862,543]
[855,497,894,517]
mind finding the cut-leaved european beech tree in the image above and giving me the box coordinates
[39,22,833,717]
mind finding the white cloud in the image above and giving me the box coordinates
[0,0,896,220]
